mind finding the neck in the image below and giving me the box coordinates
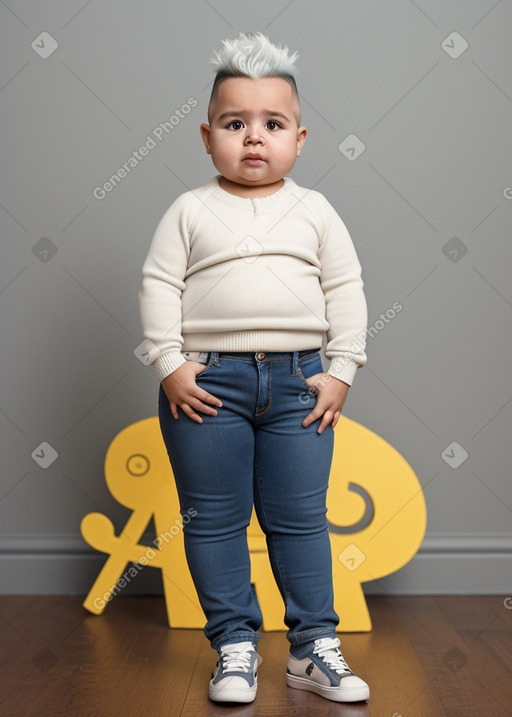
[218,176,285,198]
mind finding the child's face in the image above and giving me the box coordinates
[201,76,307,195]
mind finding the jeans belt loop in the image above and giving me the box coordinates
[292,350,300,373]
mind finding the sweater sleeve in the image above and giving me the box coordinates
[138,195,191,381]
[316,195,368,386]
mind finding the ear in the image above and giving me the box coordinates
[296,126,308,156]
[200,123,211,153]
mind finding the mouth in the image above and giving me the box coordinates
[243,154,265,165]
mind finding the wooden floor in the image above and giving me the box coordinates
[0,595,511,716]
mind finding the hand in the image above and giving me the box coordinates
[302,373,350,434]
[161,361,222,424]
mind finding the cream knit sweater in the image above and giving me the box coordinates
[139,174,368,385]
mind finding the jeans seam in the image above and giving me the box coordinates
[255,362,272,417]
[253,462,290,611]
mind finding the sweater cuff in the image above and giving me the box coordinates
[327,357,359,387]
[153,352,187,381]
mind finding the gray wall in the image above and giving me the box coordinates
[1,0,510,595]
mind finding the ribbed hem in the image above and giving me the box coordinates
[182,330,324,352]
[327,356,359,386]
[153,352,186,381]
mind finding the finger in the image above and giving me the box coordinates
[302,411,314,427]
[170,401,179,420]
[303,394,333,426]
[180,403,204,424]
[189,395,220,416]
[198,388,222,407]
[317,410,334,435]
[196,402,219,416]
[302,406,321,427]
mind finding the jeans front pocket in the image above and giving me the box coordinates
[295,351,323,392]
[194,352,216,379]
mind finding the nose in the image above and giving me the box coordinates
[244,125,264,145]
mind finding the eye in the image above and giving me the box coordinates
[266,121,281,131]
[227,120,244,130]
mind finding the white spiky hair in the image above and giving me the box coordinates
[210,31,299,80]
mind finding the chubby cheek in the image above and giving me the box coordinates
[213,148,234,168]
[269,133,299,156]
[210,134,238,165]
[270,144,299,169]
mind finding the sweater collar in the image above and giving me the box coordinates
[208,174,296,209]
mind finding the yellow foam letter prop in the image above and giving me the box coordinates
[82,416,426,631]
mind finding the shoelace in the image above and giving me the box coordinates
[220,645,255,673]
[313,638,352,675]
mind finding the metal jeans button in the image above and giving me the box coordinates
[256,352,265,360]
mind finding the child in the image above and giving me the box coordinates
[139,32,370,704]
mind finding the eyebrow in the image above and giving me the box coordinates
[216,110,290,122]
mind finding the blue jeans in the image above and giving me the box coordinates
[158,349,339,651]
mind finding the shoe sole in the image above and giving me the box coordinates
[286,673,369,702]
[209,681,257,703]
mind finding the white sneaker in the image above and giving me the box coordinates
[209,641,258,703]
[286,636,370,702]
